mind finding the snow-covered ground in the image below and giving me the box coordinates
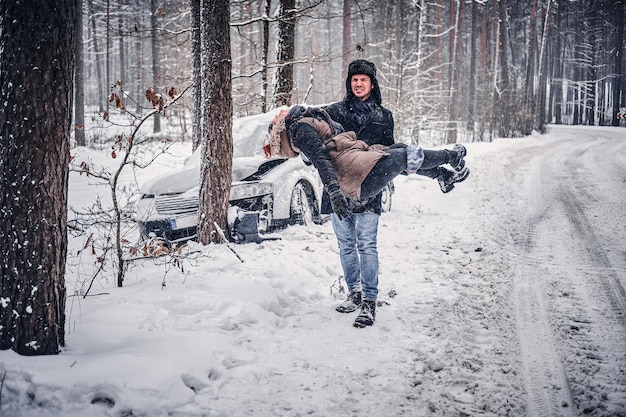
[1,125,625,417]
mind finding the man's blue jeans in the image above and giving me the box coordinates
[331,212,379,302]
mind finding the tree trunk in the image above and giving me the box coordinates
[548,1,561,124]
[534,0,552,133]
[0,0,74,355]
[468,0,478,136]
[272,0,296,107]
[341,0,351,83]
[190,0,201,151]
[197,0,233,244]
[521,0,538,135]
[446,0,461,144]
[393,0,404,112]
[87,0,104,113]
[261,0,271,112]
[496,0,512,137]
[611,0,624,126]
[118,0,126,86]
[106,0,110,113]
[75,0,86,146]
[151,0,161,133]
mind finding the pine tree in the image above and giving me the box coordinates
[0,0,75,355]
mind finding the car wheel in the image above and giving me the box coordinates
[290,181,319,226]
[381,183,393,212]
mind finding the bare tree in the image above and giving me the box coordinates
[534,0,553,133]
[262,0,272,112]
[341,0,352,82]
[75,0,86,146]
[611,0,624,126]
[445,0,462,144]
[0,0,75,355]
[87,0,105,113]
[197,0,233,244]
[190,0,202,150]
[467,0,478,138]
[272,0,296,107]
[72,82,192,288]
[151,0,161,133]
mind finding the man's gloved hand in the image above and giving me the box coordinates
[326,181,349,220]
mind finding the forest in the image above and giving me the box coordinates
[0,0,624,355]
[77,0,626,147]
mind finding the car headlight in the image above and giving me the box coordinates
[230,182,273,200]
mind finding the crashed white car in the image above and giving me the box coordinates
[136,109,393,243]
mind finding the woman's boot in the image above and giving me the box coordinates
[438,166,470,193]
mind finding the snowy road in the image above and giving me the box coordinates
[384,125,626,416]
[509,126,626,416]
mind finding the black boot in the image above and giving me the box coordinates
[336,291,362,313]
[353,300,376,328]
[448,144,467,171]
[438,167,470,193]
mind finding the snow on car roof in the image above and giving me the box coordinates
[233,107,286,158]
[186,107,287,166]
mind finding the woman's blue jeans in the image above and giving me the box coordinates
[331,212,379,302]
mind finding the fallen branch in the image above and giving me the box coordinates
[214,222,244,263]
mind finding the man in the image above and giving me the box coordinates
[322,59,393,328]
[323,59,467,328]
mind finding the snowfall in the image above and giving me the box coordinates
[1,122,626,417]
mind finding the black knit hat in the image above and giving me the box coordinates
[345,59,382,105]
[347,59,377,81]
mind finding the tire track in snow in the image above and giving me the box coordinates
[558,189,626,319]
[513,129,626,416]
[512,146,576,417]
[513,219,576,417]
[552,145,626,415]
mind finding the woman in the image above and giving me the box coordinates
[265,105,469,219]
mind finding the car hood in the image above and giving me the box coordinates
[139,156,278,196]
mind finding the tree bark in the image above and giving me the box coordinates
[75,0,86,146]
[262,0,271,112]
[190,0,202,151]
[106,0,110,112]
[118,0,126,87]
[151,0,161,133]
[446,0,462,144]
[0,0,74,355]
[468,0,478,135]
[534,0,552,133]
[197,0,233,244]
[548,1,563,124]
[611,0,624,126]
[496,0,512,137]
[273,0,296,107]
[87,0,104,112]
[341,0,351,83]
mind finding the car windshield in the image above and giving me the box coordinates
[233,111,279,158]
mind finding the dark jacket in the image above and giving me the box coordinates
[323,98,395,214]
